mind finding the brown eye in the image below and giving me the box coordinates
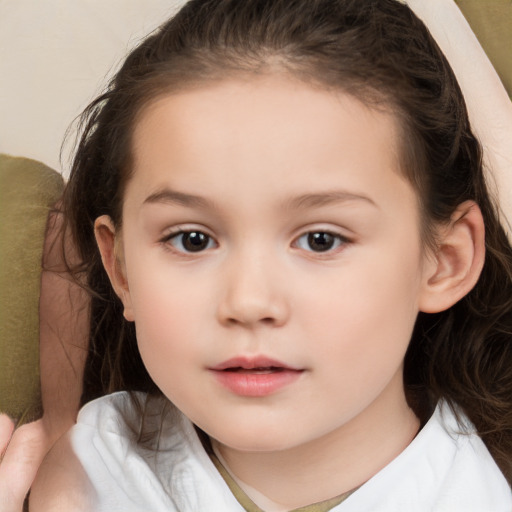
[296,231,345,253]
[308,232,335,252]
[168,231,214,252]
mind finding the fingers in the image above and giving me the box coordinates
[0,414,15,458]
[0,416,50,512]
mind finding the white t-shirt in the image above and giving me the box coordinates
[65,392,512,511]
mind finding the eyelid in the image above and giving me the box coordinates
[160,223,214,239]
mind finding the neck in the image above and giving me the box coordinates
[211,372,420,511]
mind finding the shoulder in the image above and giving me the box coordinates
[410,403,512,508]
[31,392,242,511]
[29,430,95,511]
[337,402,512,512]
[30,392,189,511]
[430,402,512,507]
[29,392,150,512]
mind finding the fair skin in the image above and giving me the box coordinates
[0,415,48,512]
[39,209,88,439]
[30,75,484,511]
[0,211,88,512]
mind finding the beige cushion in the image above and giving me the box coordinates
[456,0,512,97]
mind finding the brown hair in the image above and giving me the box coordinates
[63,0,512,481]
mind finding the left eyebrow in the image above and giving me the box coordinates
[143,188,214,209]
[285,191,378,210]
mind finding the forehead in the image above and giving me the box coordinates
[126,75,413,214]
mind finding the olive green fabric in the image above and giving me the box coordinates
[0,154,64,423]
[456,0,512,97]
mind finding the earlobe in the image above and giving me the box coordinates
[419,201,485,314]
[94,215,135,321]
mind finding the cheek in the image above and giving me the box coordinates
[123,256,212,381]
[299,247,423,378]
[126,246,210,329]
[132,293,208,403]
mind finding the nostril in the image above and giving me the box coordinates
[226,316,274,325]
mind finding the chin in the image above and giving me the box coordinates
[205,422,297,453]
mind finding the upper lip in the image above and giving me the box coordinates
[210,356,302,371]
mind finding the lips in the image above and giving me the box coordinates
[209,356,304,397]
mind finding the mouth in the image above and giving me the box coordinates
[211,356,302,372]
[209,356,304,397]
[221,366,289,374]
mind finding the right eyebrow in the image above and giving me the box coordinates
[143,188,213,209]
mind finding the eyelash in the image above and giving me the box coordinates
[160,228,350,255]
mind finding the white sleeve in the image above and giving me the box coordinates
[406,0,512,238]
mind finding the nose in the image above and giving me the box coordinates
[216,252,290,328]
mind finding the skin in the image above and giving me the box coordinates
[0,209,89,512]
[29,74,484,511]
[0,415,48,512]
[93,75,484,510]
[39,209,88,439]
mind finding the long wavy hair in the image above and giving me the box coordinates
[62,0,512,481]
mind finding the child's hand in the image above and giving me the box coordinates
[0,414,50,512]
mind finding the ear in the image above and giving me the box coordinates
[419,201,485,313]
[94,215,135,321]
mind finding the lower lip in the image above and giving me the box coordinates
[211,369,303,397]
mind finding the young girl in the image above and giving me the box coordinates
[29,0,512,509]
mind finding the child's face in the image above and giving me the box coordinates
[114,76,431,452]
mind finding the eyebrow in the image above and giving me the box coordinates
[143,188,213,209]
[286,191,378,210]
[143,187,377,211]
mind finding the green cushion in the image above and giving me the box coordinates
[0,154,64,423]
[456,0,512,98]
